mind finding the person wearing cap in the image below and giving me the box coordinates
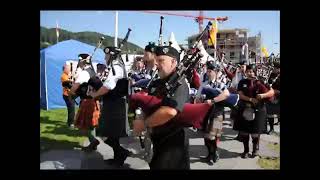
[61,63,75,128]
[129,42,159,93]
[88,46,131,167]
[133,46,190,169]
[195,60,230,165]
[69,53,100,152]
[236,64,274,159]
[143,42,158,79]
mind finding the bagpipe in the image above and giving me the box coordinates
[128,69,147,82]
[73,27,132,100]
[106,28,132,77]
[158,16,164,46]
[131,78,151,93]
[200,87,239,107]
[129,22,215,129]
[72,37,105,99]
[101,28,133,99]
[130,92,211,129]
[256,62,280,88]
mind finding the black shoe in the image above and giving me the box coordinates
[205,154,214,166]
[104,159,116,165]
[233,135,241,141]
[68,124,75,129]
[241,152,249,159]
[82,139,100,152]
[213,151,220,162]
[113,149,130,167]
[207,159,214,166]
[124,149,132,156]
[250,151,259,158]
[267,129,274,135]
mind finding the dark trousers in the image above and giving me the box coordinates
[104,137,127,160]
[150,129,190,169]
[63,95,75,126]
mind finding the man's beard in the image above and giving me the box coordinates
[158,71,165,79]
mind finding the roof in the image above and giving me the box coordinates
[40,39,105,63]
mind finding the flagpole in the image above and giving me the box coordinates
[259,31,262,64]
[114,11,118,47]
[56,20,59,44]
[245,41,249,64]
[214,20,217,60]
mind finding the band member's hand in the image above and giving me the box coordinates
[251,98,259,105]
[256,94,264,100]
[133,119,145,136]
[206,99,213,106]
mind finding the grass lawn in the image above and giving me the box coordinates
[267,142,280,152]
[258,143,280,169]
[258,157,280,169]
[40,108,135,153]
[40,108,86,153]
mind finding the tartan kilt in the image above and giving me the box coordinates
[74,99,100,130]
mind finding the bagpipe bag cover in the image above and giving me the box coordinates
[129,92,211,129]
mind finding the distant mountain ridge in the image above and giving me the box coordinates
[40,26,144,54]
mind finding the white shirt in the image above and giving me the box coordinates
[103,64,124,90]
[231,70,245,88]
[75,67,91,84]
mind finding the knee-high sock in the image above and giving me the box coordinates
[87,128,96,143]
[268,118,274,131]
[240,133,250,153]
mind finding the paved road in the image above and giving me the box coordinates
[40,110,280,170]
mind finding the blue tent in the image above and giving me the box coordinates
[40,40,105,110]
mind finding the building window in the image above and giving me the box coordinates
[230,52,235,58]
[217,34,220,38]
